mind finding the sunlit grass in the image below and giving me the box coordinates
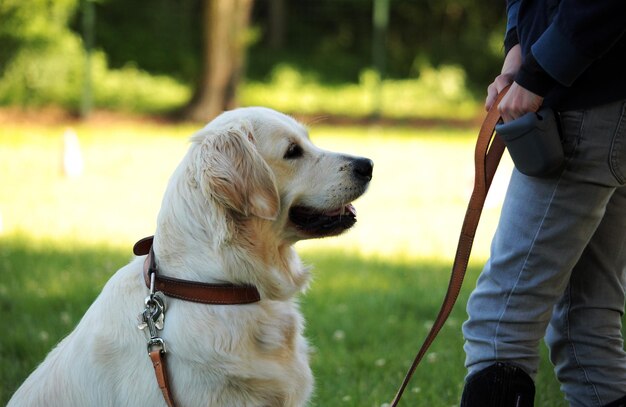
[0,119,513,261]
[0,121,195,246]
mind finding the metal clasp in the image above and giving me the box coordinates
[147,336,166,354]
[138,288,167,354]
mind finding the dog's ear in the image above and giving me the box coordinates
[194,124,280,220]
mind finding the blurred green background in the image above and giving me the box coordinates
[0,0,506,119]
[0,1,571,406]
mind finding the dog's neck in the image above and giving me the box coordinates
[152,226,309,301]
[153,168,310,301]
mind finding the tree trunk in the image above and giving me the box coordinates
[268,0,286,50]
[182,0,254,122]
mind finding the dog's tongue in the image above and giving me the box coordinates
[324,203,356,217]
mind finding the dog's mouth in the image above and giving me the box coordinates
[288,203,357,237]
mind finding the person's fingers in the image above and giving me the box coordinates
[500,108,517,123]
[485,82,498,111]
[498,96,518,122]
[498,85,520,122]
[497,83,543,122]
[494,74,513,93]
[486,74,515,111]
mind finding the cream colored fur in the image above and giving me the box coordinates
[8,107,370,407]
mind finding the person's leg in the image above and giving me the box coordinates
[462,100,626,405]
[545,185,626,407]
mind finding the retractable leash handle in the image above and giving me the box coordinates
[389,86,510,407]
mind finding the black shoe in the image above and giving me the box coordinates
[604,395,626,407]
[460,362,535,407]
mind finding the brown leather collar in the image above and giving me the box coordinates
[133,236,261,305]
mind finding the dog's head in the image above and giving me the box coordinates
[188,107,372,243]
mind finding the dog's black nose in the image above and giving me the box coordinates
[353,158,373,182]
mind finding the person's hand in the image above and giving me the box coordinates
[497,82,543,122]
[485,44,544,122]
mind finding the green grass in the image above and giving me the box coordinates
[0,236,127,403]
[0,119,568,406]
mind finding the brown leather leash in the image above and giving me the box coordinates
[390,86,510,406]
[133,236,261,407]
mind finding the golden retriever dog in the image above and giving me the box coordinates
[8,107,373,407]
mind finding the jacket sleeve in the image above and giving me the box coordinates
[504,0,520,55]
[516,0,626,95]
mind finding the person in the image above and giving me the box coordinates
[460,0,626,406]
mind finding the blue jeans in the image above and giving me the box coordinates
[463,100,626,407]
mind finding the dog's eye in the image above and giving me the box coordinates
[284,143,303,159]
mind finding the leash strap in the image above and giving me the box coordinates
[390,87,509,406]
[149,349,177,407]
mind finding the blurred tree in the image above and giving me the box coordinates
[268,0,286,49]
[248,0,505,91]
[0,0,85,108]
[92,0,200,81]
[182,0,255,121]
[80,0,95,118]
[0,0,506,113]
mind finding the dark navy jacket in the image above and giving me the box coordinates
[505,0,626,110]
